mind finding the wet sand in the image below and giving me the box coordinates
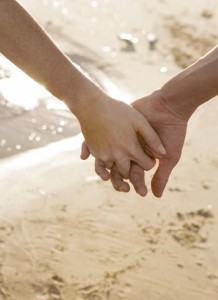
[0,0,218,299]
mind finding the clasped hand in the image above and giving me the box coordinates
[80,91,187,197]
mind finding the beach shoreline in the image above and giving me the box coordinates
[0,0,218,299]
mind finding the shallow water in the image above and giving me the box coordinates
[0,55,81,159]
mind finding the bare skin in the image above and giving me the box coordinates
[88,46,218,196]
[111,92,187,197]
[0,0,166,178]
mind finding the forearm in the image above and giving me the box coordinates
[160,46,218,120]
[0,0,104,116]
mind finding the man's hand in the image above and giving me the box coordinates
[110,91,188,197]
[95,46,218,197]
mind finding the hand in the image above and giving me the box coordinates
[110,91,188,197]
[79,94,166,179]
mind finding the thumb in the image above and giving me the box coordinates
[80,141,91,160]
[151,159,175,197]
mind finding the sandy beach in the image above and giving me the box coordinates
[0,0,218,299]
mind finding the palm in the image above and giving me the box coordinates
[132,94,187,197]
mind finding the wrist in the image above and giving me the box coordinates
[157,47,218,121]
[63,72,107,120]
[157,92,197,123]
[158,75,198,122]
[67,81,108,122]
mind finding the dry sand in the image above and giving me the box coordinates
[0,0,218,299]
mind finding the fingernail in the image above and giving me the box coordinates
[158,144,166,155]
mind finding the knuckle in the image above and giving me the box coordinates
[99,154,111,163]
[127,143,138,156]
[113,150,123,161]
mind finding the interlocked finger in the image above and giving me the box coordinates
[95,159,110,181]
[110,164,130,193]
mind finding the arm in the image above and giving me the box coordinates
[160,46,218,120]
[132,45,218,197]
[0,0,99,112]
[0,0,166,177]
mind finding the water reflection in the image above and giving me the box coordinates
[91,1,98,8]
[0,56,50,110]
[41,0,71,20]
[0,54,131,160]
[0,0,132,163]
[0,133,84,170]
[0,139,6,146]
[160,66,168,73]
[57,127,63,133]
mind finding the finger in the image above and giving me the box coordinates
[132,145,156,171]
[80,141,91,160]
[110,164,130,193]
[95,159,110,181]
[136,119,166,157]
[151,159,175,197]
[129,163,147,197]
[115,158,131,180]
[105,161,114,170]
[136,132,155,158]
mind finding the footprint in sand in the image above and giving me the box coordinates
[168,206,214,247]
